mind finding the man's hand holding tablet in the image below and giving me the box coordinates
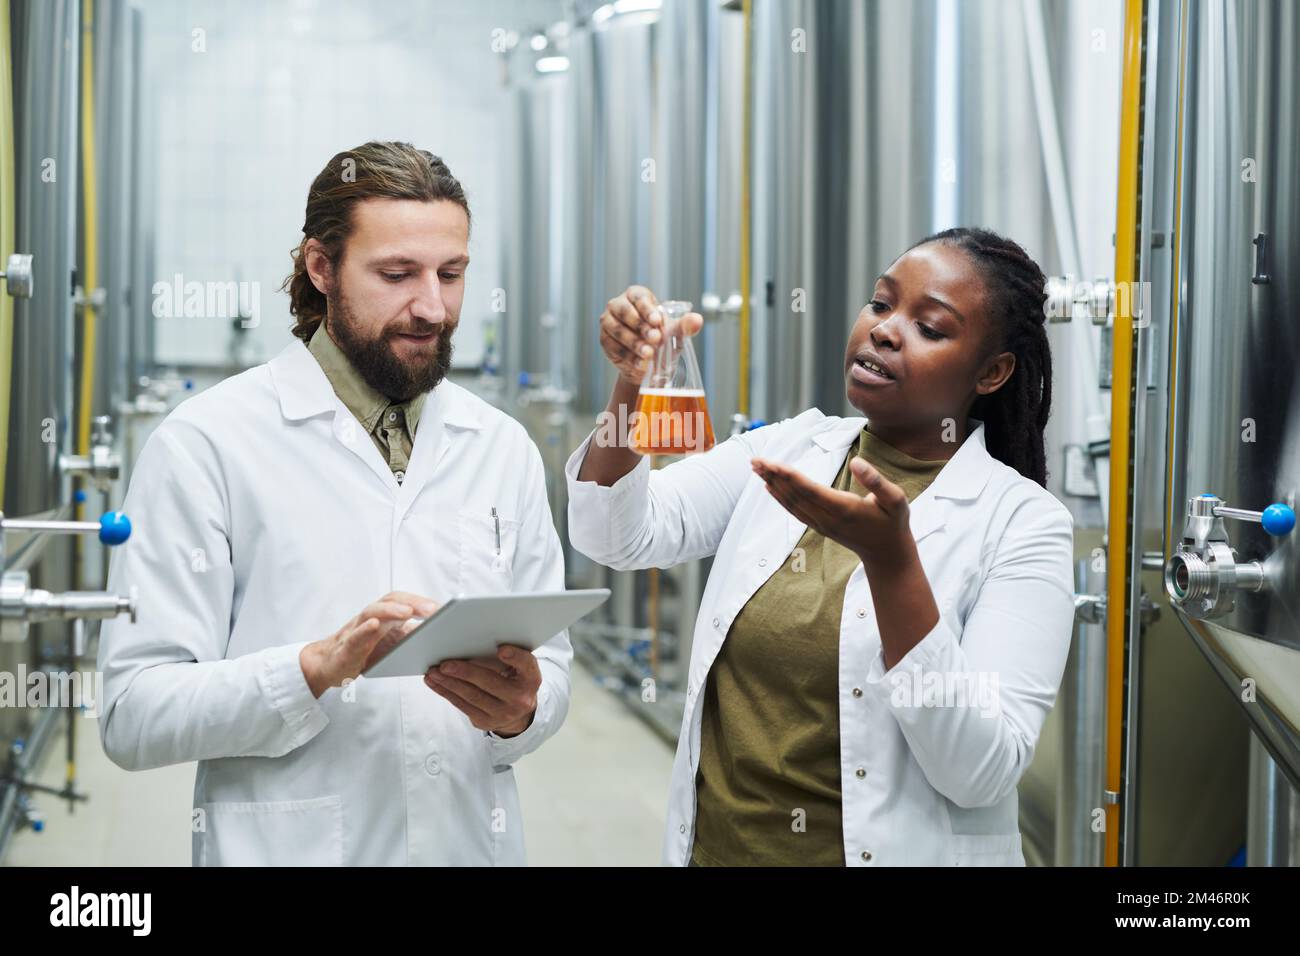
[361,589,611,736]
[425,645,541,738]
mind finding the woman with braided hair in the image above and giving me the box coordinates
[567,226,1075,866]
[915,227,1055,487]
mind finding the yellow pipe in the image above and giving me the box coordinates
[78,0,100,472]
[737,0,752,418]
[1105,0,1146,868]
[67,0,103,792]
[1163,1,1189,556]
[0,0,16,505]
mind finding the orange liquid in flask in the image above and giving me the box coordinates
[631,387,716,455]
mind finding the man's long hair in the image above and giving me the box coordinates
[281,141,471,344]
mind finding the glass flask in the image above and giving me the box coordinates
[631,300,716,455]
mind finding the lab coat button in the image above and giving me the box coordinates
[679,824,687,834]
[861,850,872,862]
[852,687,863,698]
[855,767,866,779]
[424,754,441,776]
[712,617,720,629]
[856,607,867,618]
[395,470,405,482]
[758,558,767,567]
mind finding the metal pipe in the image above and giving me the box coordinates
[0,0,14,506]
[647,503,660,678]
[1057,558,1108,865]
[0,703,60,860]
[1246,736,1300,866]
[1,505,74,575]
[737,0,751,417]
[1020,0,1104,428]
[4,517,106,534]
[1161,0,1191,561]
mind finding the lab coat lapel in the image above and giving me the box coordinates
[269,339,476,502]
[777,416,997,549]
[337,412,401,489]
[394,397,443,519]
[269,339,397,488]
[906,490,947,545]
[393,381,484,522]
[905,419,997,544]
[780,418,867,545]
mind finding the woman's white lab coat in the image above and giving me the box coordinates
[564,408,1074,866]
[97,339,572,866]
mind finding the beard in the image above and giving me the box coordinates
[325,283,455,402]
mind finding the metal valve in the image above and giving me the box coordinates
[1164,494,1296,619]
[58,415,122,491]
[1073,591,1161,627]
[0,252,33,298]
[1046,275,1112,325]
[0,510,135,643]
[700,290,744,319]
[117,371,196,421]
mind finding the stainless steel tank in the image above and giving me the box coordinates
[1163,0,1300,863]
[91,0,140,434]
[1,0,82,848]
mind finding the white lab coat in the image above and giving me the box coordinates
[97,339,572,866]
[565,408,1074,866]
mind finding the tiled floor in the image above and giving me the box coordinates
[4,660,675,866]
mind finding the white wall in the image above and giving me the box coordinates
[139,0,562,369]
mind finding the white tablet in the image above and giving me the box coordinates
[362,588,610,679]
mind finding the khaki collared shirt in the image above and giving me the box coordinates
[691,425,948,866]
[307,322,427,482]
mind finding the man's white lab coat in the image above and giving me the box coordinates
[98,339,572,866]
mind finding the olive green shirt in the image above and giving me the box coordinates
[307,322,427,482]
[691,426,947,867]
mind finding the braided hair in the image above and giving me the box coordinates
[909,227,1053,487]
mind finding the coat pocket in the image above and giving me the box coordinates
[456,507,521,595]
[950,832,1024,867]
[199,795,343,867]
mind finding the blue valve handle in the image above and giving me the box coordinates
[98,511,132,546]
[1262,503,1296,536]
[1200,494,1295,536]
